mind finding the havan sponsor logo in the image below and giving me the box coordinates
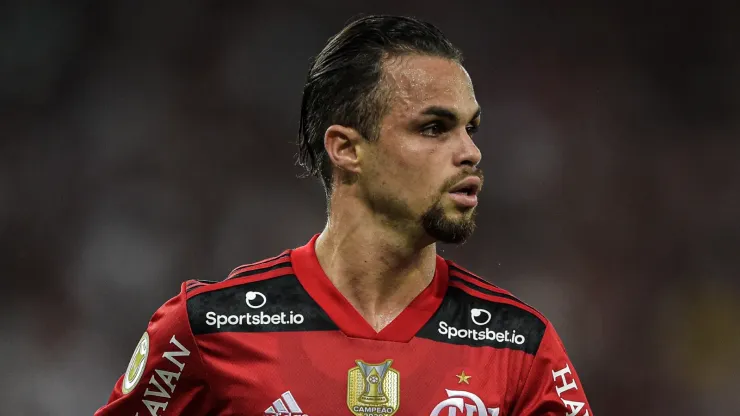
[134,335,191,416]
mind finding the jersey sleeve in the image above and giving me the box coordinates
[511,322,593,416]
[94,283,212,415]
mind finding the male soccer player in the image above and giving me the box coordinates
[96,15,593,416]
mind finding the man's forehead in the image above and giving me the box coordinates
[383,55,477,115]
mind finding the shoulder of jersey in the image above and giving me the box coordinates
[446,260,549,325]
[182,251,337,335]
[413,260,549,354]
[184,250,294,297]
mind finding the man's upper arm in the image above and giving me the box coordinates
[95,283,211,416]
[511,322,593,416]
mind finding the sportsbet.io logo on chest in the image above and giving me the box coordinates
[205,291,305,329]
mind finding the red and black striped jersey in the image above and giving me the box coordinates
[95,235,593,416]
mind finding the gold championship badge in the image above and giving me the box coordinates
[347,359,400,416]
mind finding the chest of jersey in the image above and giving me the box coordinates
[186,261,544,416]
[98,245,585,416]
[197,331,513,416]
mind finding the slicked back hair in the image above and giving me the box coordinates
[297,15,463,196]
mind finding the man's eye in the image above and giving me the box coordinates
[421,122,445,137]
[466,124,479,136]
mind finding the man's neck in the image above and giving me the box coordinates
[314,200,437,333]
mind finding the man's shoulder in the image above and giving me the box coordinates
[414,259,550,354]
[183,250,294,298]
[445,259,549,325]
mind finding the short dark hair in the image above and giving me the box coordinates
[297,15,463,195]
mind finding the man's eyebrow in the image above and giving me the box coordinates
[420,106,482,123]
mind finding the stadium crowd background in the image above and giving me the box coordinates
[1,1,738,415]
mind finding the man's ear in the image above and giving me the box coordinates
[324,125,365,175]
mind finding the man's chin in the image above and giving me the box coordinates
[421,205,477,244]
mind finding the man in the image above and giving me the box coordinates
[96,15,593,416]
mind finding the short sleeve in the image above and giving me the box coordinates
[94,283,212,415]
[510,322,593,415]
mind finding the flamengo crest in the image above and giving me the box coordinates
[430,390,499,416]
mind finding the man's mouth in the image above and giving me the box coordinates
[447,176,482,208]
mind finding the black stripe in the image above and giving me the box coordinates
[449,265,501,287]
[227,261,292,280]
[186,280,220,293]
[187,261,293,293]
[239,252,290,269]
[186,283,204,293]
[449,276,522,303]
[449,271,539,313]
[227,253,290,276]
[188,279,218,286]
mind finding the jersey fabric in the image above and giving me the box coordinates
[96,235,593,416]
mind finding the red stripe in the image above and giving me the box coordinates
[227,253,291,279]
[447,261,484,279]
[449,270,511,296]
[449,280,547,323]
[187,267,294,299]
[185,282,207,293]
[226,252,288,276]
[447,261,508,290]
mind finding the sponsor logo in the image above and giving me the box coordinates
[430,390,499,416]
[205,311,304,328]
[205,291,305,329]
[438,321,526,345]
[470,308,491,326]
[140,335,191,416]
[552,364,589,416]
[123,332,149,394]
[246,291,267,309]
[264,391,308,416]
[347,359,400,416]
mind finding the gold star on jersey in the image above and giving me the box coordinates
[456,370,471,384]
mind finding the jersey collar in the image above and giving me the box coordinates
[291,234,449,342]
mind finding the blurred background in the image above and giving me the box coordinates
[2,1,739,415]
